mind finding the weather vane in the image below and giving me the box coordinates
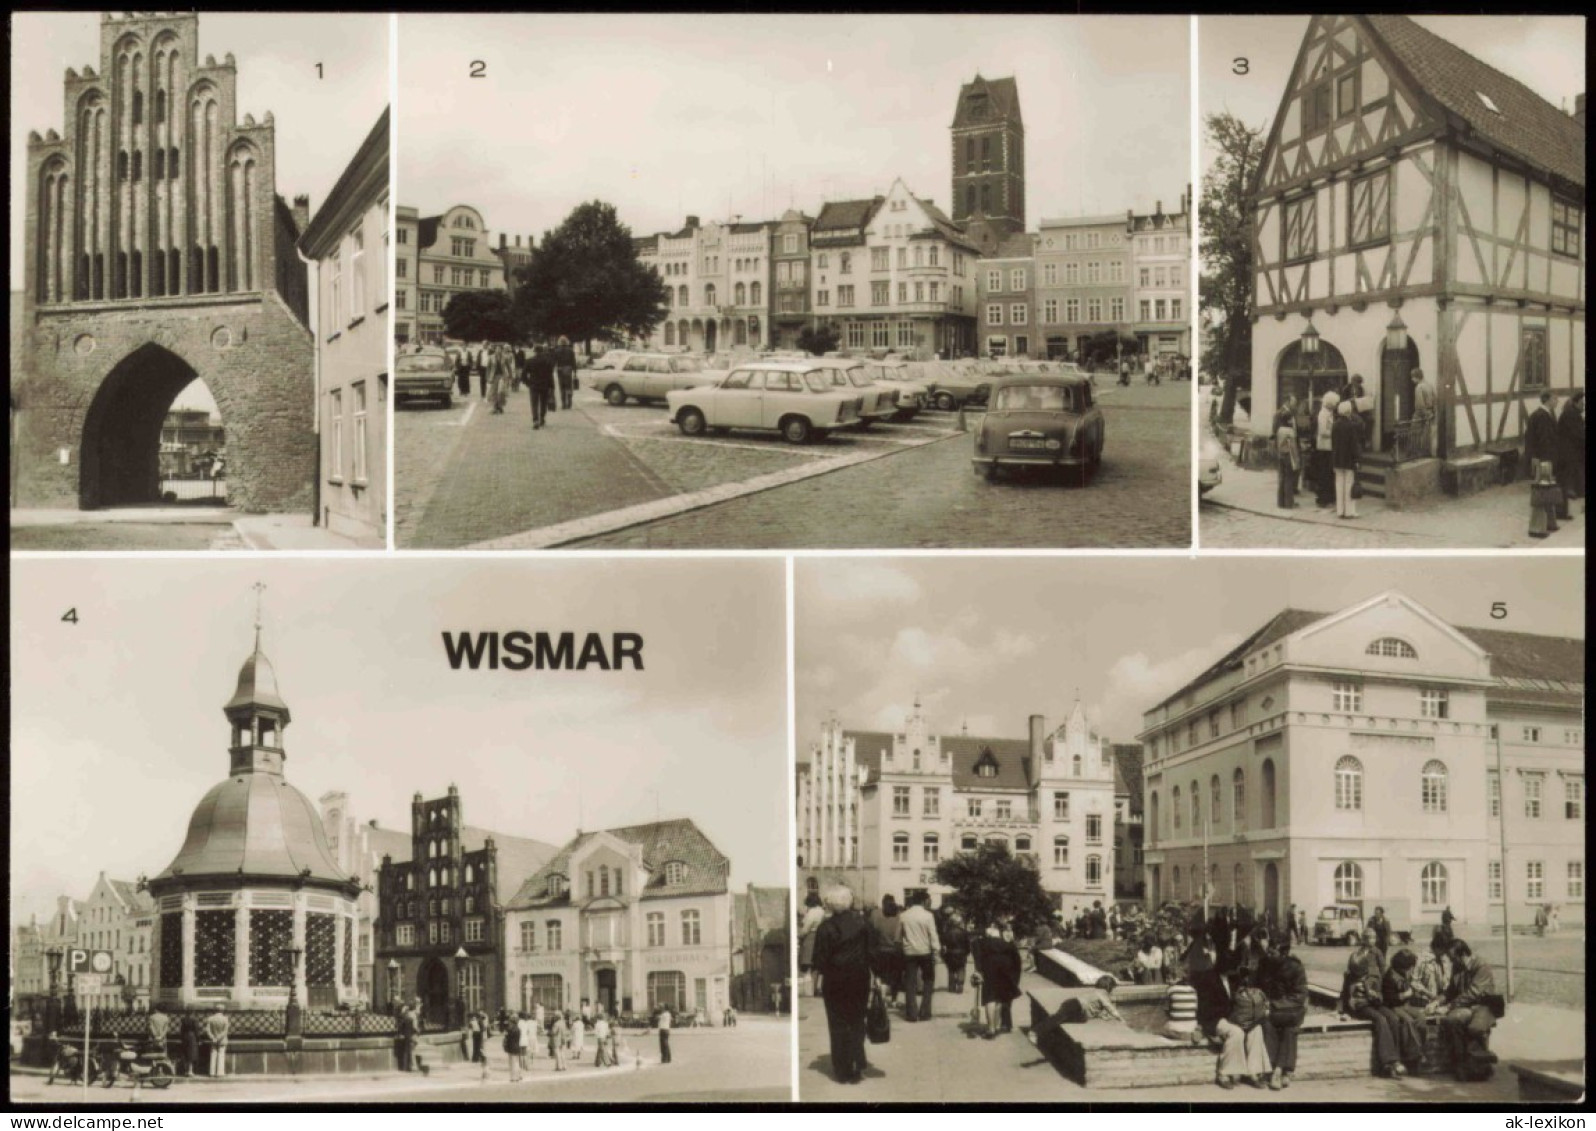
[252,581,267,647]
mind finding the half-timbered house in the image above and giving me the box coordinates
[1247,16,1584,503]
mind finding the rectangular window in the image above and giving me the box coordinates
[871,247,889,271]
[1109,261,1124,283]
[1172,298,1183,320]
[1488,860,1503,901]
[1086,814,1102,844]
[967,799,982,819]
[892,837,909,864]
[816,290,829,307]
[1043,299,1058,322]
[1565,777,1583,820]
[1155,299,1167,321]
[1086,298,1102,321]
[995,799,1012,820]
[397,924,414,946]
[465,918,484,943]
[872,281,889,305]
[546,921,562,951]
[1065,298,1080,322]
[1520,326,1548,390]
[871,320,889,348]
[1551,197,1582,258]
[1086,262,1102,284]
[1139,299,1151,321]
[1525,774,1544,819]
[923,789,940,817]
[1568,860,1585,899]
[928,282,939,302]
[1010,303,1027,325]
[987,304,1004,326]
[352,382,368,484]
[1110,297,1125,321]
[1526,860,1544,901]
[898,282,908,303]
[838,285,854,306]
[846,322,865,348]
[680,911,701,946]
[427,921,439,945]
[987,270,1002,293]
[1085,856,1102,887]
[1043,263,1057,286]
[1348,169,1392,248]
[396,258,407,278]
[1065,263,1079,285]
[519,921,536,951]
[1303,81,1333,133]
[1488,771,1501,818]
[1053,792,1070,820]
[1336,72,1358,118]
[328,389,344,481]
[893,786,910,816]
[1419,688,1449,719]
[1332,681,1362,713]
[1010,269,1025,291]
[1283,194,1318,262]
[1524,726,1542,743]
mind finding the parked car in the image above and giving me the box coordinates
[972,371,1105,485]
[865,360,930,421]
[1313,904,1366,946]
[808,358,899,427]
[395,347,454,408]
[910,361,992,411]
[1199,436,1224,495]
[590,349,634,372]
[594,354,721,405]
[666,360,864,444]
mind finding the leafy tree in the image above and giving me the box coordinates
[932,842,1054,936]
[1078,330,1140,369]
[1199,112,1265,426]
[441,289,518,343]
[513,201,669,353]
[796,323,840,356]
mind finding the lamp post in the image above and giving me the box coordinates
[453,946,469,1029]
[387,958,400,1016]
[283,945,304,1040]
[45,947,63,1038]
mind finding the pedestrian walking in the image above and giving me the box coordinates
[593,1013,613,1067]
[454,351,471,397]
[975,924,1021,1038]
[1348,374,1375,449]
[527,345,555,429]
[1526,390,1563,537]
[468,1009,484,1063]
[899,890,940,1022]
[1315,391,1340,507]
[517,1011,534,1074]
[799,892,825,997]
[867,895,905,1009]
[204,1007,229,1077]
[570,1012,585,1061]
[1409,368,1436,457]
[555,337,577,409]
[941,910,970,994]
[1332,400,1361,518]
[549,1012,568,1072]
[656,1005,673,1065]
[485,343,512,414]
[812,884,874,1085]
[1555,391,1586,509]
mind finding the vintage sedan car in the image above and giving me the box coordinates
[595,354,721,405]
[666,360,864,444]
[866,360,930,421]
[590,349,634,372]
[395,347,454,408]
[808,359,899,427]
[912,361,992,411]
[972,371,1105,484]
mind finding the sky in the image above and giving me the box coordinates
[398,14,1191,247]
[9,557,789,928]
[794,556,1584,759]
[1198,16,1587,169]
[10,11,390,411]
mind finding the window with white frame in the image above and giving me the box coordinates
[465,917,484,943]
[1488,771,1501,817]
[893,786,910,816]
[1086,298,1102,321]
[1053,791,1070,820]
[923,834,940,864]
[892,833,910,864]
[1420,862,1447,906]
[680,909,701,946]
[646,912,665,947]
[987,270,1002,293]
[1366,637,1416,658]
[995,799,1012,820]
[1523,726,1542,743]
[1010,269,1025,291]
[1525,774,1544,819]
[1010,303,1027,325]
[1566,777,1584,820]
[1043,299,1058,322]
[397,923,414,946]
[1110,297,1125,321]
[328,389,344,480]
[352,382,368,484]
[1085,855,1102,887]
[1488,860,1503,901]
[987,304,1003,326]
[1421,761,1449,813]
[1568,860,1585,899]
[519,921,537,951]
[1420,689,1449,719]
[1086,814,1103,844]
[783,233,798,253]
[1336,756,1363,810]
[1526,860,1544,900]
[1052,836,1069,867]
[1332,681,1362,712]
[1043,263,1057,285]
[1334,861,1363,901]
[923,788,940,817]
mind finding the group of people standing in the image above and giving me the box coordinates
[802,886,1028,1085]
[450,1002,635,1081]
[1524,388,1586,537]
[1273,371,1387,519]
[124,1004,227,1078]
[450,339,578,426]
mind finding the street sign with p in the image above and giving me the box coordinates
[67,948,114,976]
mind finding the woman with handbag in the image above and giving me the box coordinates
[1332,400,1362,519]
[812,885,876,1085]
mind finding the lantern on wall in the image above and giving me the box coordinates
[1299,318,1321,361]
[1385,310,1409,353]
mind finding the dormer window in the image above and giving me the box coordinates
[664,861,687,886]
[975,748,999,778]
[547,875,566,898]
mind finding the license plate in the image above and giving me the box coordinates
[1010,438,1048,450]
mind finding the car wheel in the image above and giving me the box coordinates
[781,416,813,444]
[605,384,627,406]
[677,408,708,437]
[934,391,958,412]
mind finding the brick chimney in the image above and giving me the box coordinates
[291,194,311,236]
[1029,714,1045,762]
[686,215,700,228]
[499,233,507,249]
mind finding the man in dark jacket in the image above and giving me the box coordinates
[941,912,971,994]
[1262,931,1308,1090]
[554,337,578,409]
[812,887,876,1085]
[1437,939,1500,1081]
[1525,390,1562,535]
[527,346,556,429]
[1555,391,1585,510]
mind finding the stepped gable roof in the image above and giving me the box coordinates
[109,880,154,915]
[953,75,1022,128]
[371,822,557,904]
[1364,15,1584,187]
[508,817,729,907]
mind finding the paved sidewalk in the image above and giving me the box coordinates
[1201,428,1586,550]
[11,506,233,526]
[233,513,383,551]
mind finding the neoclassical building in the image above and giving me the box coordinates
[1140,591,1585,931]
[17,11,314,513]
[636,216,772,353]
[394,203,507,345]
[148,619,363,1012]
[798,698,1118,914]
[503,819,734,1021]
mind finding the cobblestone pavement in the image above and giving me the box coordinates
[399,376,1190,549]
[1200,502,1444,549]
[9,521,242,551]
[573,381,1191,549]
[796,967,1544,1104]
[9,1019,790,1105]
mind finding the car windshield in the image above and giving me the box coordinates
[674,357,703,372]
[801,371,832,393]
[846,370,876,388]
[993,384,1073,412]
[399,355,449,372]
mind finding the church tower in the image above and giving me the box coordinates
[950,74,1026,256]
